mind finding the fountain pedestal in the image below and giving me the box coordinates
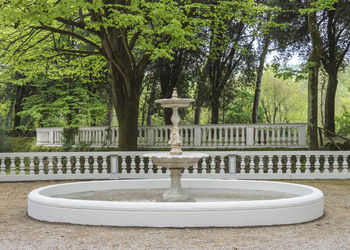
[163,168,193,202]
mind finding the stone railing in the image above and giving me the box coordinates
[36,123,307,148]
[1,151,349,182]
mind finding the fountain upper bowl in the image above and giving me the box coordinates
[143,152,208,169]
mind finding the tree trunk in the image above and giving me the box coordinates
[110,68,142,151]
[13,85,24,130]
[146,80,157,126]
[211,98,219,124]
[324,71,338,135]
[194,105,201,125]
[307,0,323,149]
[252,34,270,123]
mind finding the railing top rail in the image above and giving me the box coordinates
[2,150,346,158]
[36,123,308,131]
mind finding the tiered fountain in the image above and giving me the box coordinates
[144,88,207,202]
[28,89,324,227]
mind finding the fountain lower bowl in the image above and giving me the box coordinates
[28,179,323,227]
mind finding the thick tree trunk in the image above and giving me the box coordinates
[252,34,270,123]
[194,105,201,125]
[324,71,338,135]
[307,0,323,149]
[211,98,219,124]
[110,68,142,151]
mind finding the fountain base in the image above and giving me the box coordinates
[28,179,324,227]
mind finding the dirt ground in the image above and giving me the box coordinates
[0,180,349,250]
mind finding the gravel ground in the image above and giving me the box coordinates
[0,180,349,250]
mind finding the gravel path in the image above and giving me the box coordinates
[0,180,349,250]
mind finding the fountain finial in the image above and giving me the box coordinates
[172,88,178,98]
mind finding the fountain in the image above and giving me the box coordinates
[27,89,324,227]
[144,88,207,202]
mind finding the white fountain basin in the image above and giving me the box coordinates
[28,179,324,227]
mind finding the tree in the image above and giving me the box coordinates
[306,0,324,149]
[320,0,350,135]
[0,0,207,150]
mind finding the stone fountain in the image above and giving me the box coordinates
[144,88,207,202]
[27,89,324,227]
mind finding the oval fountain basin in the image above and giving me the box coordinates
[28,179,324,227]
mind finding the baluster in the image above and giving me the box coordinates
[0,157,5,175]
[66,156,72,174]
[19,157,25,175]
[38,156,44,175]
[202,128,206,146]
[305,155,311,174]
[229,127,233,146]
[333,155,339,174]
[130,156,136,174]
[261,128,265,146]
[148,158,153,174]
[102,155,108,174]
[219,156,225,174]
[295,155,301,174]
[47,156,54,175]
[218,127,222,146]
[223,128,228,146]
[165,128,169,146]
[314,155,320,174]
[121,156,127,174]
[213,128,217,146]
[138,128,142,144]
[255,128,259,146]
[81,156,88,174]
[293,127,297,145]
[157,163,162,174]
[193,160,198,174]
[324,155,330,174]
[56,156,63,174]
[277,127,281,145]
[286,155,292,174]
[202,157,207,174]
[267,155,273,174]
[210,156,216,174]
[235,128,239,145]
[277,156,283,174]
[342,155,349,174]
[191,128,195,146]
[271,127,275,146]
[241,127,245,145]
[111,128,116,146]
[9,157,16,175]
[265,127,270,146]
[184,164,189,174]
[249,156,255,174]
[93,156,99,174]
[75,156,81,174]
[185,128,189,145]
[288,127,292,145]
[29,156,35,175]
[282,127,286,146]
[258,156,264,174]
[139,156,145,174]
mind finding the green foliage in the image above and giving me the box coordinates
[224,89,265,124]
[8,137,35,152]
[0,123,12,152]
[336,110,350,137]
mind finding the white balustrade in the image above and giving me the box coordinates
[1,150,349,182]
[36,124,307,148]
